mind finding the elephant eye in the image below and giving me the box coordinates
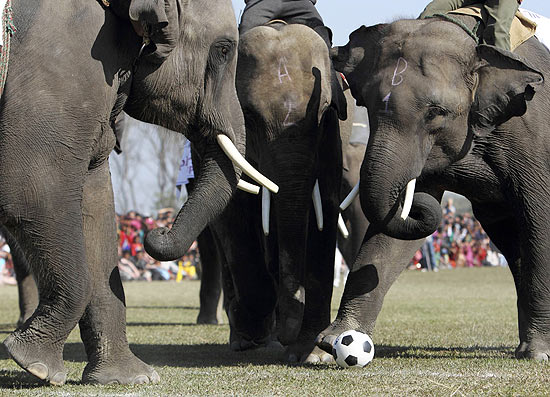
[425,106,448,122]
[214,39,235,61]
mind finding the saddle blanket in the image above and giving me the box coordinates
[519,8,550,51]
[449,4,536,51]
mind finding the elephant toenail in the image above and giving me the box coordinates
[49,371,67,386]
[133,375,149,384]
[150,370,161,383]
[27,362,48,380]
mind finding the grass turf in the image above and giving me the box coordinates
[0,267,548,396]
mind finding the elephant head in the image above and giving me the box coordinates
[117,0,277,260]
[330,19,543,240]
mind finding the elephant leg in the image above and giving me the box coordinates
[285,198,339,364]
[78,161,159,384]
[316,228,423,354]
[2,182,92,386]
[14,260,39,328]
[474,201,550,361]
[196,227,222,325]
[213,193,277,350]
[3,228,39,327]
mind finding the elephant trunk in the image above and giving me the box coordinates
[361,143,441,240]
[145,139,239,261]
[268,164,316,345]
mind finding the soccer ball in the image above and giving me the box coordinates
[332,330,375,368]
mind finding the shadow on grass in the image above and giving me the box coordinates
[127,306,200,310]
[127,322,198,327]
[374,344,515,359]
[0,370,48,389]
[0,323,15,336]
[1,342,284,368]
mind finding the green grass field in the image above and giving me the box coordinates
[0,267,548,396]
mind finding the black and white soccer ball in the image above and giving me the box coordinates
[332,330,375,368]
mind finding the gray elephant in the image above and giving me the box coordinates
[1,0,276,385]
[208,22,343,362]
[317,14,550,361]
[337,91,369,268]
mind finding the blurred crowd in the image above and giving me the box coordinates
[410,199,507,272]
[117,208,200,282]
[0,199,506,286]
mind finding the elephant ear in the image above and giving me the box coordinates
[129,0,180,64]
[470,44,543,136]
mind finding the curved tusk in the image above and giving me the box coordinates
[262,187,270,236]
[338,213,349,239]
[340,181,360,211]
[217,135,279,193]
[237,180,260,195]
[400,179,416,220]
[312,179,323,231]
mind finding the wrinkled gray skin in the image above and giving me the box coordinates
[209,23,342,363]
[317,15,550,361]
[1,0,245,385]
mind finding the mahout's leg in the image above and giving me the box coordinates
[78,161,159,384]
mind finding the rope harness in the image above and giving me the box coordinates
[0,0,15,96]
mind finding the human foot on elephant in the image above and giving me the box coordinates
[327,12,548,360]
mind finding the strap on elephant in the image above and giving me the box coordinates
[0,0,15,97]
[426,13,480,44]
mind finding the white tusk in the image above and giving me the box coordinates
[338,213,349,239]
[237,180,260,194]
[340,181,360,211]
[262,187,270,236]
[312,179,323,231]
[400,179,416,220]
[217,134,279,193]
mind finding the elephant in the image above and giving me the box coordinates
[337,91,369,269]
[206,22,344,362]
[316,13,550,361]
[1,0,276,385]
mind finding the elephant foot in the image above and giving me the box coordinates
[229,328,273,351]
[226,300,273,347]
[315,318,364,355]
[515,338,550,361]
[3,333,66,385]
[196,312,219,325]
[82,350,160,385]
[282,343,334,364]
